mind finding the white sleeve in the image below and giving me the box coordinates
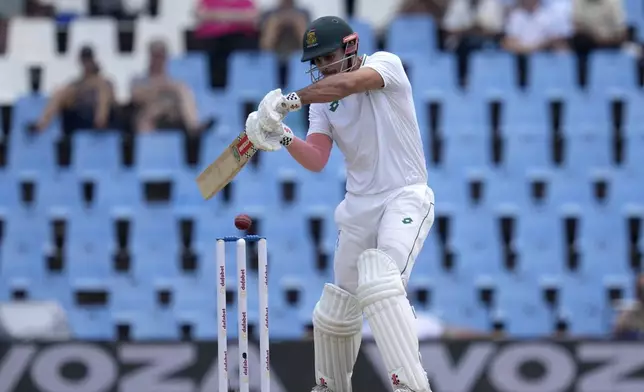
[362,51,408,90]
[306,103,332,138]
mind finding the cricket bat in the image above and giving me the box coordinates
[196,130,257,200]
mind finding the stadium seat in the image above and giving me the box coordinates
[502,126,550,174]
[468,52,516,97]
[561,92,611,135]
[502,91,549,132]
[7,18,57,64]
[442,90,488,129]
[0,210,49,280]
[408,53,458,97]
[528,52,576,97]
[514,204,566,275]
[134,132,184,175]
[228,51,279,100]
[67,18,118,58]
[587,51,638,96]
[68,308,114,340]
[578,205,631,276]
[71,131,122,175]
[168,53,210,93]
[386,15,436,56]
[495,276,553,336]
[0,60,29,104]
[285,52,310,92]
[66,209,114,279]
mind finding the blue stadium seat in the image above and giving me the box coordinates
[408,53,457,97]
[177,310,217,339]
[130,207,181,279]
[11,95,59,136]
[496,276,553,336]
[66,209,113,280]
[169,53,209,93]
[578,205,630,276]
[135,132,184,175]
[173,167,204,208]
[286,53,312,92]
[562,92,611,136]
[502,91,549,132]
[71,131,121,175]
[514,204,566,275]
[559,275,608,336]
[36,171,84,211]
[196,90,244,131]
[349,18,376,55]
[228,51,279,100]
[588,51,638,96]
[442,90,488,131]
[468,52,516,97]
[125,311,181,340]
[68,308,114,340]
[110,277,156,312]
[562,130,612,173]
[624,0,644,33]
[261,207,312,256]
[528,52,576,97]
[229,164,281,209]
[431,276,488,329]
[386,15,436,56]
[449,205,503,277]
[503,127,550,174]
[624,91,644,134]
[0,209,49,279]
[0,172,22,211]
[8,132,57,174]
[93,170,142,210]
[442,126,489,171]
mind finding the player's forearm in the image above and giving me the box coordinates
[295,73,355,105]
[286,137,328,172]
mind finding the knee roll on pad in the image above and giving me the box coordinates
[312,284,363,392]
[355,249,406,308]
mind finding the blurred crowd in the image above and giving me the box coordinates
[0,0,641,138]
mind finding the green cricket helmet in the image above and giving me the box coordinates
[301,16,360,83]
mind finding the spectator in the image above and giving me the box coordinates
[443,0,505,50]
[399,0,446,19]
[613,273,644,340]
[259,0,309,61]
[501,0,571,54]
[571,0,626,56]
[194,0,259,88]
[34,46,116,134]
[130,39,212,134]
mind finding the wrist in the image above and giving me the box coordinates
[282,92,302,112]
[280,124,294,147]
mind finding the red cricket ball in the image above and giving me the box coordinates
[234,214,252,231]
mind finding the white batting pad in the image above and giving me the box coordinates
[312,283,363,392]
[356,249,432,392]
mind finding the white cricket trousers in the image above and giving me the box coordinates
[332,183,435,294]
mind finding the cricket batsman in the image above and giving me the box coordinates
[245,16,435,392]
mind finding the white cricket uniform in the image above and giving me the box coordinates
[307,51,435,294]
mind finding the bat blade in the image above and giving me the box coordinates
[196,130,257,200]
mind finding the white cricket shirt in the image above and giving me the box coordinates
[307,51,428,195]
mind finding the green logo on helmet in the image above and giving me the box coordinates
[330,100,339,112]
[402,217,413,224]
